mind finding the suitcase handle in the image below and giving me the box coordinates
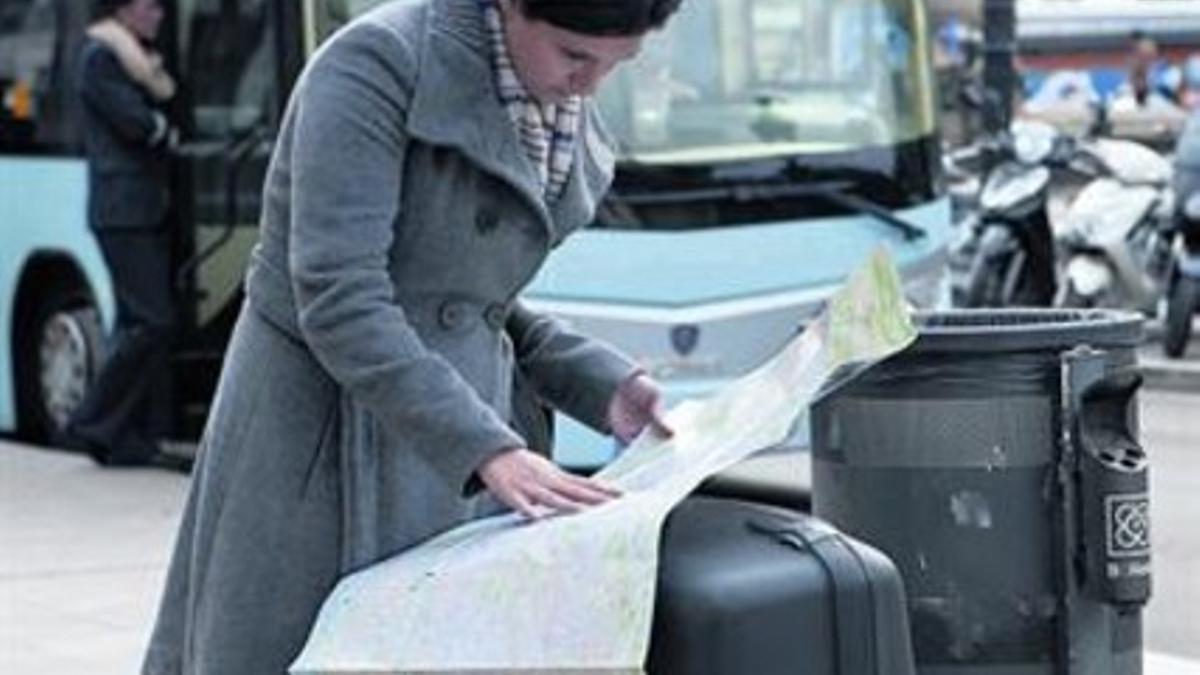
[746,516,882,675]
[746,515,840,547]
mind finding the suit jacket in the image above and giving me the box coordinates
[142,1,638,673]
[77,37,170,230]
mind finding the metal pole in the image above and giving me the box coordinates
[982,0,1016,135]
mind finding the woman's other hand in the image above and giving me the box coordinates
[606,373,674,446]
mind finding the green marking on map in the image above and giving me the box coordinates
[825,248,917,365]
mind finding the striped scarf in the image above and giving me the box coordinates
[482,1,580,202]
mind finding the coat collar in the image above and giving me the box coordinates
[405,0,615,236]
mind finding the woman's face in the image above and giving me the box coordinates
[499,0,644,104]
[116,0,165,42]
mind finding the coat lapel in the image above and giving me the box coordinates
[404,0,615,239]
[551,104,616,236]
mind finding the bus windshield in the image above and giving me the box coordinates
[316,0,936,165]
[599,0,936,165]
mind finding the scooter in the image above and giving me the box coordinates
[942,142,984,228]
[1054,137,1175,313]
[1163,193,1200,358]
[949,120,1062,308]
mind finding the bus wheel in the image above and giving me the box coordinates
[14,287,103,444]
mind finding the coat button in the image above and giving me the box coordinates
[438,301,467,330]
[475,211,500,234]
[483,303,507,330]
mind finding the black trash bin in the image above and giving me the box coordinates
[812,309,1151,675]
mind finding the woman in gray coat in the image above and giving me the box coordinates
[141,0,682,672]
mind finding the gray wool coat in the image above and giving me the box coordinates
[141,1,638,672]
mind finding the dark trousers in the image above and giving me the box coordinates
[1178,167,1200,251]
[69,229,174,464]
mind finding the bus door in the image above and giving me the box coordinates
[167,0,299,435]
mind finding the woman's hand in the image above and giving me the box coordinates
[606,373,674,446]
[478,448,621,520]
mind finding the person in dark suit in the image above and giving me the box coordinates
[65,0,175,465]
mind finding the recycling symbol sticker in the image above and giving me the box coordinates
[1106,493,1150,559]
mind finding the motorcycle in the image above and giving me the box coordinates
[1163,193,1200,358]
[1053,136,1175,313]
[949,120,1062,308]
[1164,113,1200,358]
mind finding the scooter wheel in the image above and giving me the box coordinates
[1163,276,1199,359]
[963,255,1005,308]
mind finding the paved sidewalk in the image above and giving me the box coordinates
[3,441,1199,675]
[1,444,187,674]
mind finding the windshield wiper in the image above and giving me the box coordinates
[809,182,927,241]
[612,179,927,241]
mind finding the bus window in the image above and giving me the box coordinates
[597,0,935,164]
[588,0,939,231]
[178,0,277,138]
[0,0,85,152]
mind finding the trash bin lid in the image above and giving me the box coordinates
[908,309,1144,354]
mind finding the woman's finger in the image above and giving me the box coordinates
[563,472,622,499]
[651,416,674,438]
[527,485,587,514]
[505,486,542,521]
[551,474,621,506]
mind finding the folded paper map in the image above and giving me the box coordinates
[291,249,917,675]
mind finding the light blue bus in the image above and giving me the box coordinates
[0,0,949,469]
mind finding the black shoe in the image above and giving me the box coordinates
[55,427,113,465]
[104,438,164,467]
[146,451,193,473]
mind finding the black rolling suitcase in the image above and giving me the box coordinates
[647,497,915,675]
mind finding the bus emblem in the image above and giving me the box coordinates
[670,325,700,356]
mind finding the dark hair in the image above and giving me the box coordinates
[92,0,136,20]
[515,0,684,37]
